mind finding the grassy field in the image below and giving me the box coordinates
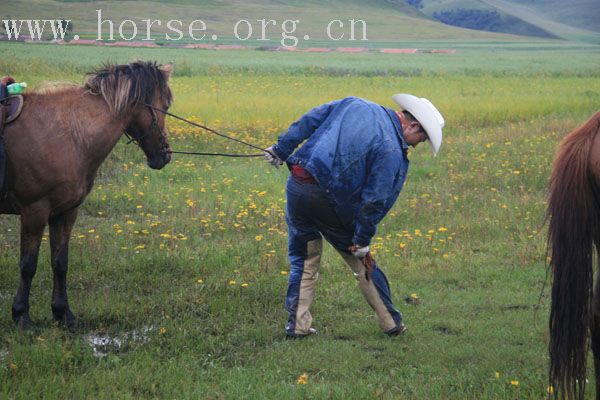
[0,39,600,398]
[2,40,599,82]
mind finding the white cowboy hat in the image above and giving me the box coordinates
[392,93,444,156]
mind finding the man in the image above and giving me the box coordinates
[0,75,14,100]
[264,94,444,338]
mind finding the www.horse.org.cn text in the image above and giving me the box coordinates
[0,9,369,48]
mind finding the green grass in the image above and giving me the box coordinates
[1,40,600,398]
[0,41,599,83]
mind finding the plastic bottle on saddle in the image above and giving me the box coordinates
[7,82,27,95]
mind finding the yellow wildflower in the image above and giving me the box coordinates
[296,372,308,385]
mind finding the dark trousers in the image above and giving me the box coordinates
[284,175,403,335]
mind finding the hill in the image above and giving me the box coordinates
[505,0,600,32]
[1,0,564,45]
[411,0,600,42]
[482,0,600,41]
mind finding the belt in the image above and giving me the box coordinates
[291,164,317,184]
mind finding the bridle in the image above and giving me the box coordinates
[123,104,168,151]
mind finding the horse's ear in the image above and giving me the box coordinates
[161,63,174,81]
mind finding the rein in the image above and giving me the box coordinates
[141,103,268,158]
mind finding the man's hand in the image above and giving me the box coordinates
[264,146,283,169]
[349,244,374,281]
[1,76,15,86]
[349,245,369,259]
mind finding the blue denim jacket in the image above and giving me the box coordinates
[272,96,409,246]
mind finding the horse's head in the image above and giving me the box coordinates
[85,61,174,169]
[126,63,173,170]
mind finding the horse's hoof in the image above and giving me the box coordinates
[63,311,76,329]
[54,309,76,329]
[13,314,32,331]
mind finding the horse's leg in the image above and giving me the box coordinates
[48,209,78,327]
[12,205,48,329]
[592,283,600,400]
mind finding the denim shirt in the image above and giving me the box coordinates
[272,97,409,246]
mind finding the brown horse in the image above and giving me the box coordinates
[0,60,173,329]
[548,110,600,399]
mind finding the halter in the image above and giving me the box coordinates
[123,104,168,151]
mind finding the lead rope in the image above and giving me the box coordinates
[143,103,270,158]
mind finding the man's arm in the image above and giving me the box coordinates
[271,98,344,160]
[353,150,405,246]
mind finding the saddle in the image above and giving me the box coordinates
[0,94,24,191]
[0,95,23,127]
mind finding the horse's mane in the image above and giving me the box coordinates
[547,110,600,399]
[550,112,600,198]
[84,60,172,116]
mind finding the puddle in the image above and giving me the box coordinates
[84,325,156,357]
[433,325,459,336]
[501,304,531,311]
[0,350,8,370]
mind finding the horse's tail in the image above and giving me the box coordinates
[548,111,600,399]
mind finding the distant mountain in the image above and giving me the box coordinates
[504,0,599,32]
[408,0,600,42]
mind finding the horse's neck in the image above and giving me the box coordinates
[67,89,131,167]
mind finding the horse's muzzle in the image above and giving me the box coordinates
[147,151,171,170]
